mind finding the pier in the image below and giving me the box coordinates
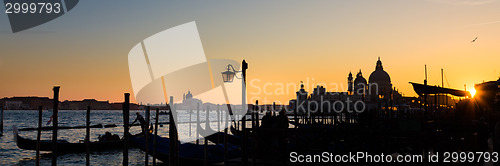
[6,75,500,165]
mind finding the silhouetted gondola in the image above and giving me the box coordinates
[129,132,241,164]
[13,126,123,153]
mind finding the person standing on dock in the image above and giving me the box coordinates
[132,112,147,134]
[276,109,289,129]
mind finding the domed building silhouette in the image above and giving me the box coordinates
[353,70,367,96]
[369,57,392,101]
[290,57,403,112]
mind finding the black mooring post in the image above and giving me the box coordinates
[242,110,248,166]
[36,106,42,166]
[224,108,229,166]
[204,106,209,166]
[196,103,200,145]
[168,105,178,166]
[189,107,192,137]
[242,59,249,166]
[252,101,257,166]
[86,106,91,166]
[294,106,298,128]
[153,108,159,166]
[145,106,150,166]
[255,100,259,128]
[51,86,60,166]
[251,103,255,130]
[123,93,130,166]
[217,104,220,132]
[0,107,3,135]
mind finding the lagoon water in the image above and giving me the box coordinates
[0,109,231,165]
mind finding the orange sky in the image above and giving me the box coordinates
[1,1,500,104]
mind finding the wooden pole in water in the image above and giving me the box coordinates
[196,103,200,145]
[51,86,60,166]
[145,106,150,166]
[204,106,209,166]
[294,103,298,128]
[153,108,159,166]
[168,106,178,166]
[255,100,259,128]
[217,104,220,132]
[252,101,257,166]
[224,108,228,166]
[168,96,178,166]
[86,106,91,166]
[169,108,174,166]
[241,60,248,166]
[242,108,248,165]
[189,107,192,137]
[122,93,130,166]
[0,107,3,135]
[36,106,42,166]
[251,102,255,129]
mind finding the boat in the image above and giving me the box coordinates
[410,82,470,97]
[230,125,243,136]
[12,125,124,153]
[18,124,106,131]
[129,132,241,164]
[196,122,242,145]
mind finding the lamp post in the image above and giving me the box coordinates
[221,60,248,112]
[221,60,248,165]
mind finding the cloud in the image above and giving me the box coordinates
[427,0,497,5]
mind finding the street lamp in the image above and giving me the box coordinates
[221,64,240,83]
[220,60,248,127]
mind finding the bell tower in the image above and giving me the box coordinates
[348,72,353,95]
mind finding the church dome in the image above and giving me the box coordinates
[186,90,193,99]
[369,58,391,84]
[354,70,367,85]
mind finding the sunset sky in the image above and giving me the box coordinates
[1,0,500,104]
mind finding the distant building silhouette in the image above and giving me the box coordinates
[290,58,405,112]
[61,99,111,110]
[0,97,54,110]
[0,96,143,110]
[369,57,394,102]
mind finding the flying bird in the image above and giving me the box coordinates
[471,37,478,42]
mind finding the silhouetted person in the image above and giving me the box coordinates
[132,112,147,134]
[261,111,273,128]
[258,111,275,158]
[276,109,289,129]
[111,134,120,141]
[99,132,113,142]
[276,109,289,160]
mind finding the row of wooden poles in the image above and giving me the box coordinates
[32,86,93,166]
[27,86,367,166]
[31,87,170,166]
[33,86,238,166]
